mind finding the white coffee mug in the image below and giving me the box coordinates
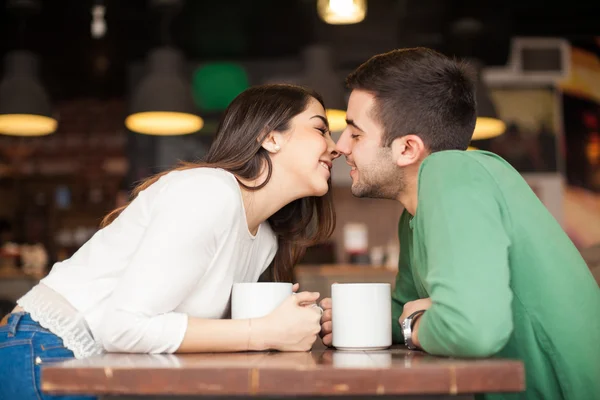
[231,282,293,319]
[332,283,392,350]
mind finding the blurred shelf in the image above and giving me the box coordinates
[294,264,398,298]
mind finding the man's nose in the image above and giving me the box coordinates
[335,129,352,156]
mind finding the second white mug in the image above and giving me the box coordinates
[332,283,392,350]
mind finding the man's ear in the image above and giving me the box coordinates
[391,135,427,167]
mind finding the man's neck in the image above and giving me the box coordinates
[396,169,419,216]
[398,188,417,216]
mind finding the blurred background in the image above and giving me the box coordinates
[1,0,599,310]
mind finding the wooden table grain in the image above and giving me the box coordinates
[41,345,524,399]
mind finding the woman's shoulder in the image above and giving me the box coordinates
[138,167,243,217]
[141,168,244,232]
[159,167,240,198]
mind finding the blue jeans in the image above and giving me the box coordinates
[0,312,96,400]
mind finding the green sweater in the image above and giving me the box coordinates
[391,150,600,400]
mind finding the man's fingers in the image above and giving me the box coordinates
[322,333,333,347]
[319,298,332,309]
[292,283,300,292]
[320,321,332,336]
[321,309,332,323]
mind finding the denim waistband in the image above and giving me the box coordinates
[2,312,51,336]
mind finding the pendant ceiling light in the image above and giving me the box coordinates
[303,45,347,133]
[0,50,57,136]
[125,0,202,136]
[473,61,505,140]
[317,0,367,25]
[449,16,506,142]
[125,47,203,135]
[0,0,57,137]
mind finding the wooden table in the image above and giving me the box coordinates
[41,345,524,399]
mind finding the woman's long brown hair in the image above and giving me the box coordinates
[101,84,336,282]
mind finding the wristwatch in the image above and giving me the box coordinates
[402,310,426,350]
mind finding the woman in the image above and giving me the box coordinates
[0,84,339,400]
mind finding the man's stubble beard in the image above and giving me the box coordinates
[350,154,405,200]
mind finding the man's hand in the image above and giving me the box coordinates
[318,297,333,347]
[399,298,432,349]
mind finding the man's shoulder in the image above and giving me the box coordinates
[419,150,508,187]
[421,149,499,169]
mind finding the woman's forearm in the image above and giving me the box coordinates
[176,316,271,353]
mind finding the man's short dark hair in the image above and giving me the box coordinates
[346,47,477,152]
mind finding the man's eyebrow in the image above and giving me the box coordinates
[346,119,364,132]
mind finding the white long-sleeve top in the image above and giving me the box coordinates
[18,168,277,357]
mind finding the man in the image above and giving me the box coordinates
[319,47,600,400]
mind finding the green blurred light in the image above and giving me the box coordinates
[192,63,249,112]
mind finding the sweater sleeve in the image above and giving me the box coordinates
[415,153,514,357]
[97,173,238,353]
[391,211,421,343]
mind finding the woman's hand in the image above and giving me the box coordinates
[256,291,322,352]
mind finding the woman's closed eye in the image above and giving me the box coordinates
[316,127,330,136]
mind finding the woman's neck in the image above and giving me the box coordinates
[237,166,305,235]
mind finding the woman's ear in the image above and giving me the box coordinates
[260,131,282,153]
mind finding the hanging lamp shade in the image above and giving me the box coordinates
[472,61,505,140]
[0,50,57,136]
[125,47,203,135]
[303,45,347,132]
